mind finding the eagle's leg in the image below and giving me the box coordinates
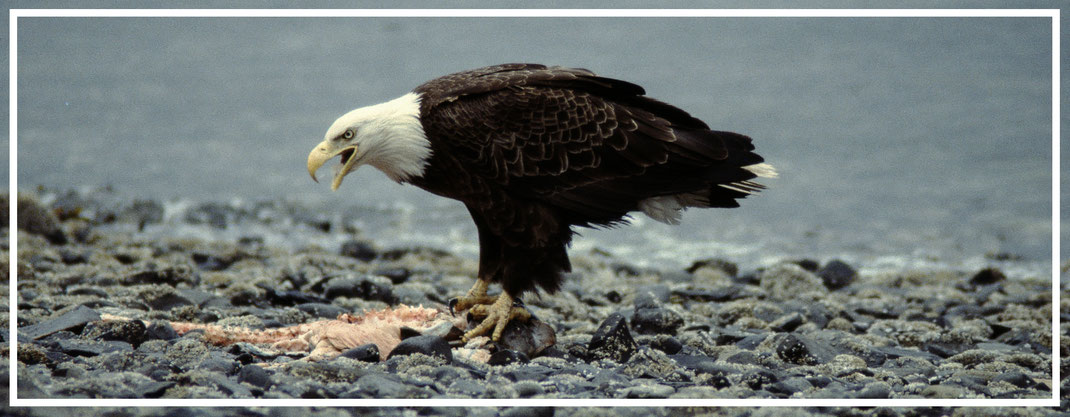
[462,292,532,342]
[448,279,496,314]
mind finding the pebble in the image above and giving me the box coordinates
[7,189,1058,411]
[340,343,381,362]
[387,335,453,363]
[587,312,638,363]
[817,259,857,289]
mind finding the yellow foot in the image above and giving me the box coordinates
[462,293,532,342]
[448,279,496,314]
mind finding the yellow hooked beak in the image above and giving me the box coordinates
[307,140,359,191]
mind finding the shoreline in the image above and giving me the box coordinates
[4,189,1065,415]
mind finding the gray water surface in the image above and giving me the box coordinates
[14,15,1056,276]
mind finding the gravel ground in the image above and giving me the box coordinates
[4,189,1067,416]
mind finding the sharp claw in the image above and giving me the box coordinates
[448,298,459,316]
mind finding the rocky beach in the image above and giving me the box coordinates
[4,188,1065,416]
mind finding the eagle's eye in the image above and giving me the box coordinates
[342,129,355,139]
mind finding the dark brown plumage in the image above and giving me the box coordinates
[309,63,774,341]
[410,63,768,295]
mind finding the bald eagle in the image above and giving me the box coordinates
[308,63,776,342]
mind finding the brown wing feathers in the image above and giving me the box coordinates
[415,63,766,225]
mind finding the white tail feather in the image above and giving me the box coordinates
[743,163,778,178]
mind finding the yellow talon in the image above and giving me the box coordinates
[462,292,531,342]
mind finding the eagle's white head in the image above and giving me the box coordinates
[307,92,432,190]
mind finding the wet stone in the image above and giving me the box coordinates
[687,258,739,276]
[123,266,198,287]
[504,365,554,382]
[993,371,1038,389]
[725,351,759,365]
[145,290,197,311]
[17,193,69,245]
[493,318,557,358]
[631,307,684,335]
[264,289,327,307]
[296,302,346,319]
[622,383,675,398]
[775,333,825,365]
[56,339,133,357]
[340,240,378,262]
[20,305,101,340]
[769,377,813,396]
[741,368,780,390]
[970,267,1006,285]
[387,335,453,363]
[374,267,412,284]
[770,312,806,332]
[448,379,487,397]
[859,381,892,399]
[818,259,857,290]
[488,349,530,366]
[588,312,638,363]
[237,364,273,390]
[340,343,381,363]
[136,380,175,398]
[323,276,397,304]
[649,335,683,355]
[81,319,148,347]
[349,372,409,398]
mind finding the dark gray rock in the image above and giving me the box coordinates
[492,318,557,358]
[818,259,857,289]
[340,343,380,363]
[649,335,682,355]
[725,351,759,365]
[264,289,327,307]
[238,364,273,390]
[774,333,833,365]
[687,258,739,276]
[447,379,488,396]
[768,377,813,396]
[81,319,147,347]
[488,349,530,366]
[970,267,1006,285]
[735,333,769,350]
[56,339,133,357]
[340,240,378,262]
[374,267,412,284]
[20,305,101,340]
[741,368,780,390]
[17,193,69,244]
[387,335,452,363]
[859,381,892,398]
[135,380,175,398]
[631,307,684,335]
[770,312,806,332]
[144,321,178,341]
[124,266,198,287]
[145,290,198,311]
[993,371,1038,389]
[349,372,409,398]
[323,276,397,304]
[501,407,554,417]
[588,312,637,363]
[673,285,754,302]
[504,365,554,382]
[295,302,346,319]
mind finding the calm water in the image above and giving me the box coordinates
[12,14,1057,277]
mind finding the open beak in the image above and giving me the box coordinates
[307,140,359,191]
